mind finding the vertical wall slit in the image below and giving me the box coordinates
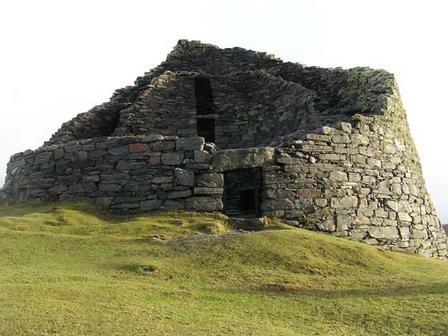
[194,77,214,115]
[194,76,216,143]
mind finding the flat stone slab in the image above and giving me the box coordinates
[212,147,275,172]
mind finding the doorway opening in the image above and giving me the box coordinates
[224,168,262,218]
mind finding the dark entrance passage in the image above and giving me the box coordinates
[197,118,215,143]
[223,168,262,218]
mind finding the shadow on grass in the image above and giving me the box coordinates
[0,200,111,219]
[261,282,448,299]
[0,200,229,224]
[117,262,159,275]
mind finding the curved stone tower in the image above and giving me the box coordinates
[2,40,447,258]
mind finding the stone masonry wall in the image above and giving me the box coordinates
[111,70,319,149]
[44,40,394,146]
[5,116,446,258]
[4,135,224,214]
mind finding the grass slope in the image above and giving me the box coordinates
[0,202,447,336]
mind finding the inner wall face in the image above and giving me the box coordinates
[223,168,262,218]
[100,73,326,150]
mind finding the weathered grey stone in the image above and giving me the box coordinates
[35,152,53,164]
[99,184,122,192]
[152,176,172,184]
[349,230,367,241]
[363,238,379,245]
[332,135,350,144]
[212,147,275,172]
[306,134,331,142]
[174,168,195,186]
[185,197,223,211]
[315,198,328,207]
[101,174,130,183]
[386,200,399,212]
[262,199,295,211]
[83,175,100,183]
[141,199,163,211]
[116,161,147,171]
[359,147,374,157]
[398,212,412,222]
[194,150,211,163]
[411,229,427,239]
[319,153,345,161]
[194,187,223,195]
[340,122,352,134]
[148,155,161,165]
[96,197,113,207]
[167,189,192,199]
[196,173,223,187]
[108,146,129,155]
[369,226,400,239]
[176,137,205,151]
[152,141,175,151]
[329,171,348,182]
[399,227,410,240]
[336,214,352,231]
[331,196,358,209]
[351,134,370,146]
[129,143,149,153]
[353,216,371,225]
[315,217,335,232]
[49,185,68,194]
[163,199,184,209]
[54,149,65,160]
[78,151,88,161]
[374,209,389,218]
[142,134,164,142]
[161,153,183,165]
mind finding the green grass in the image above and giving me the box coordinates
[0,202,447,335]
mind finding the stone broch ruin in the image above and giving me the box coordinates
[1,40,447,258]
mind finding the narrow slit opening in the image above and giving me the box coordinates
[194,77,214,115]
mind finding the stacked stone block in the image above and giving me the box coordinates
[4,135,223,214]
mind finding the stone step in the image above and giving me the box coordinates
[228,217,267,231]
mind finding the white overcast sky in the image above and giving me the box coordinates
[0,0,447,222]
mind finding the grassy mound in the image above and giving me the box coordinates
[0,202,447,335]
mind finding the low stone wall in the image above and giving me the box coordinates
[4,135,224,214]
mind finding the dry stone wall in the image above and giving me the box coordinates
[111,70,320,149]
[4,135,224,214]
[269,118,446,258]
[44,40,395,146]
[4,116,446,258]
